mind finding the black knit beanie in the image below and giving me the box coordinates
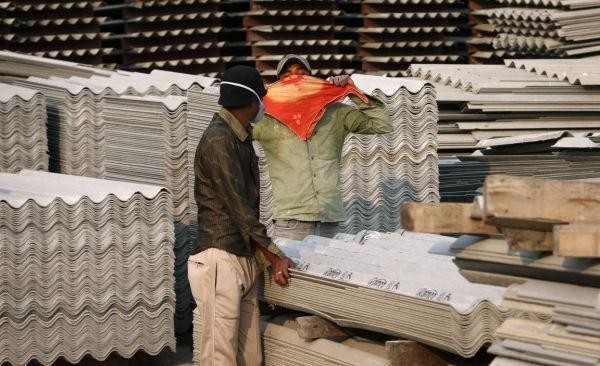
[218,65,267,108]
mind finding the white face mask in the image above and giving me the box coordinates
[220,81,265,123]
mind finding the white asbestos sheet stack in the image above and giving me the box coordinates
[261,230,529,357]
[12,77,116,177]
[406,62,600,154]
[254,142,275,237]
[489,280,600,366]
[341,74,439,233]
[472,2,600,58]
[0,83,48,172]
[100,94,194,333]
[0,170,175,366]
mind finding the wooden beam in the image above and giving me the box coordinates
[500,227,553,251]
[484,175,600,230]
[554,224,600,258]
[385,340,446,366]
[295,315,348,340]
[401,202,500,234]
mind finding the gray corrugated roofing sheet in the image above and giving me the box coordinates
[365,11,464,20]
[364,55,463,63]
[505,57,600,86]
[127,27,222,38]
[127,12,224,22]
[253,39,355,47]
[361,40,457,49]
[249,24,344,32]
[245,9,343,16]
[358,26,459,34]
[15,2,102,11]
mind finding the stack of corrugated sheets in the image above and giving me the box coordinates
[246,0,358,80]
[261,316,389,366]
[341,74,439,233]
[472,0,600,59]
[118,0,250,75]
[193,312,389,365]
[12,77,113,176]
[0,83,48,173]
[489,280,600,365]
[261,230,537,357]
[359,0,468,73]
[0,170,175,365]
[406,62,600,155]
[2,2,111,65]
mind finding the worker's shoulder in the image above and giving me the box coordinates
[200,118,236,147]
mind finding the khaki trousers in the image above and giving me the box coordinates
[188,248,261,366]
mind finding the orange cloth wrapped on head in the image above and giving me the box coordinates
[263,74,370,140]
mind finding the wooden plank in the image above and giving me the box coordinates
[385,340,446,366]
[401,202,500,234]
[295,315,349,340]
[554,224,600,258]
[500,227,554,251]
[484,175,600,230]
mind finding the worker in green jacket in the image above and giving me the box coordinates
[253,54,392,241]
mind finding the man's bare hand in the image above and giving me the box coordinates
[328,74,351,86]
[271,256,295,286]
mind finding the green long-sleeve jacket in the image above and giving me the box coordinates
[253,94,392,223]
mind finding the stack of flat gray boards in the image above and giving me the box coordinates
[341,74,439,233]
[450,235,600,287]
[0,170,175,365]
[406,62,600,155]
[261,230,530,357]
[489,280,600,365]
[0,82,48,173]
[440,154,600,202]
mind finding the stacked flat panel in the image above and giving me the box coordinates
[0,170,175,365]
[440,154,600,202]
[450,235,600,287]
[2,2,111,65]
[261,230,539,357]
[471,0,600,59]
[246,0,359,80]
[341,74,439,233]
[490,280,600,365]
[0,83,48,173]
[119,0,251,76]
[406,62,600,154]
[359,0,468,73]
